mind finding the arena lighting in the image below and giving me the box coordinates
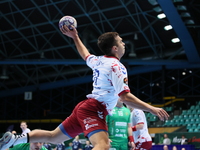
[164,25,173,31]
[182,72,186,75]
[157,13,166,19]
[171,38,180,43]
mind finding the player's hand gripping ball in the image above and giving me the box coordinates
[59,16,77,30]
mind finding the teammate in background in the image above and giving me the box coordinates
[9,142,47,150]
[0,22,169,150]
[129,107,152,150]
[20,121,31,134]
[106,100,135,150]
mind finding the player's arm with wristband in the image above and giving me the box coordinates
[128,123,135,150]
[132,123,144,131]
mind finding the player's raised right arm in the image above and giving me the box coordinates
[60,25,90,61]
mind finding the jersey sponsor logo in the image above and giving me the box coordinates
[85,123,98,130]
[83,117,97,124]
[97,111,104,119]
[115,122,127,126]
[119,129,126,133]
[114,134,124,137]
[116,129,119,132]
[123,77,128,85]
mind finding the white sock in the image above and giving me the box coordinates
[13,133,28,146]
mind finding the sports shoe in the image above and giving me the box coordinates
[0,132,16,150]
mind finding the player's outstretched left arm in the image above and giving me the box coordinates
[60,25,90,61]
[120,92,169,121]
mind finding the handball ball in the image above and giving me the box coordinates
[59,16,77,30]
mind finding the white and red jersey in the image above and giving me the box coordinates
[131,109,152,143]
[86,55,130,114]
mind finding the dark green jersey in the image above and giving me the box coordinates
[9,143,47,150]
[106,106,131,143]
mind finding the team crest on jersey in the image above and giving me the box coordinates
[123,77,128,85]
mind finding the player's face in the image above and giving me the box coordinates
[30,142,43,150]
[20,123,27,129]
[115,36,125,58]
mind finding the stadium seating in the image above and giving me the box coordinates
[146,101,200,133]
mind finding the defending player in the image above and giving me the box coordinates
[106,100,135,150]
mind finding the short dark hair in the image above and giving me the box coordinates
[97,32,119,56]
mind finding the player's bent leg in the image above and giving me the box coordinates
[0,127,72,150]
[89,131,110,150]
[28,127,71,144]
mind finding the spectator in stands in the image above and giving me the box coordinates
[53,142,65,150]
[72,135,82,150]
[163,134,171,145]
[84,140,93,150]
[66,142,73,150]
[43,143,52,150]
[163,145,168,150]
[181,135,187,145]
[20,121,31,134]
[172,146,177,150]
[161,134,171,150]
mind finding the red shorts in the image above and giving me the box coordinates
[135,141,152,150]
[60,99,108,138]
